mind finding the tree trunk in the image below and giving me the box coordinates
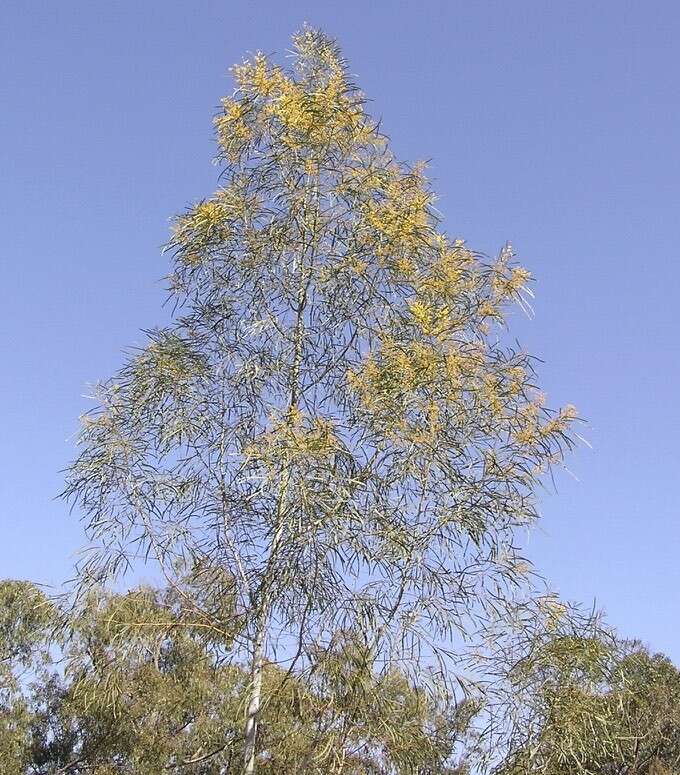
[243,622,265,774]
[243,206,311,774]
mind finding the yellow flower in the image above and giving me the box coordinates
[540,404,578,436]
[408,299,451,338]
[505,366,526,396]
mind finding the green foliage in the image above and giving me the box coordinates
[496,623,680,775]
[5,581,680,774]
[0,581,55,666]
[0,580,471,774]
[62,26,578,770]
[0,581,57,775]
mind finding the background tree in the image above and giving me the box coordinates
[63,27,577,771]
[7,579,680,774]
[496,620,680,775]
[0,580,56,773]
[0,579,472,774]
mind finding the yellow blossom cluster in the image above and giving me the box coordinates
[443,343,485,386]
[337,164,390,200]
[492,265,532,300]
[416,239,474,298]
[477,299,502,322]
[271,70,366,151]
[514,399,577,447]
[513,399,544,446]
[214,97,255,162]
[171,186,259,266]
[405,240,503,339]
[505,366,526,397]
[363,169,434,264]
[215,46,370,161]
[490,243,532,301]
[233,53,283,97]
[540,404,578,436]
[347,338,441,412]
[481,374,505,419]
[172,199,232,261]
[246,408,339,469]
[407,298,457,339]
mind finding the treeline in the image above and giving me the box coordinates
[2,578,679,774]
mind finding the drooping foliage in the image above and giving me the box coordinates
[496,620,680,775]
[0,580,57,774]
[5,580,680,774]
[62,27,578,768]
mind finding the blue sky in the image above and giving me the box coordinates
[2,1,679,660]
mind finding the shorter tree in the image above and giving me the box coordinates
[0,578,474,773]
[496,620,680,775]
[0,580,56,773]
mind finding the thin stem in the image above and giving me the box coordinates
[243,613,265,774]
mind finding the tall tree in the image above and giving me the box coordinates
[63,27,577,771]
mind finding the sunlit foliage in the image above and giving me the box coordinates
[0,581,472,773]
[62,27,577,771]
[496,620,680,775]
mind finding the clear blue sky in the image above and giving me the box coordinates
[2,1,679,660]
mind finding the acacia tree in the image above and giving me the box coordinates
[64,27,577,772]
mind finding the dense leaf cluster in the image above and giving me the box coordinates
[0,580,470,774]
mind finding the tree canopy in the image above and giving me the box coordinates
[3,579,680,774]
[62,27,578,771]
[497,620,680,775]
[0,579,473,774]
